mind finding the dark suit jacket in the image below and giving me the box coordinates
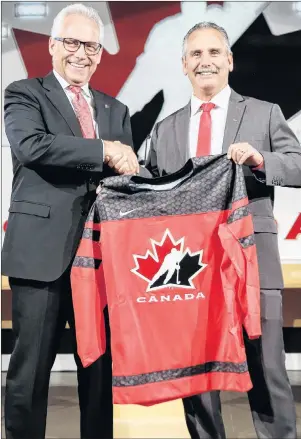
[143,89,301,289]
[2,72,133,282]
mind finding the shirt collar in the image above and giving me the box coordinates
[53,69,91,98]
[191,84,231,116]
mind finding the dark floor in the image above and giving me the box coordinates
[1,371,301,438]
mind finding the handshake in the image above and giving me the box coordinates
[103,140,139,175]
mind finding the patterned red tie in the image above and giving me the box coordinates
[196,102,215,156]
[68,86,96,139]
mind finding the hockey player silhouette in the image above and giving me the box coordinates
[150,248,183,286]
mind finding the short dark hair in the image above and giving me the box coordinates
[182,22,232,56]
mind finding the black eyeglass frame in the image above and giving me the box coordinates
[54,37,102,55]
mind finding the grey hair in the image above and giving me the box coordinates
[182,22,232,57]
[51,3,104,43]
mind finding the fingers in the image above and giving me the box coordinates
[109,155,129,174]
[126,149,139,174]
[227,143,252,165]
[117,162,131,175]
[108,151,139,175]
[234,149,246,164]
[118,153,139,175]
[227,144,243,164]
[227,143,264,167]
[238,150,253,165]
[107,154,124,168]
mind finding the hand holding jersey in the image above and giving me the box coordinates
[227,142,264,167]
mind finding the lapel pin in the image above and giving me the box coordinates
[105,104,110,109]
[233,119,237,122]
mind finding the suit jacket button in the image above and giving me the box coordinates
[272,177,279,185]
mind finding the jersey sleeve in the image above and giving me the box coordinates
[70,203,107,367]
[218,205,261,339]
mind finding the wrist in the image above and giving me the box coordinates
[103,140,110,156]
[103,140,115,162]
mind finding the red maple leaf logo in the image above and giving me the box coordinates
[131,229,207,292]
[132,229,184,283]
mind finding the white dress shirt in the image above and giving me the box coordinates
[189,85,231,157]
[53,69,99,138]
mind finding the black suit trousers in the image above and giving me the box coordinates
[5,270,113,439]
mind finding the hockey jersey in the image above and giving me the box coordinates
[71,154,261,406]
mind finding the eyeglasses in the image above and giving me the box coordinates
[54,37,102,56]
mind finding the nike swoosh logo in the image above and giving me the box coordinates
[119,209,137,217]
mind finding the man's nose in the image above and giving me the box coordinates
[199,50,212,65]
[200,62,211,69]
[76,42,87,57]
[200,54,212,66]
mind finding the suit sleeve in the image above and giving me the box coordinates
[218,207,261,339]
[70,203,107,367]
[4,81,105,172]
[261,104,301,187]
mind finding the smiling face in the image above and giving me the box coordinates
[182,28,233,100]
[49,13,103,86]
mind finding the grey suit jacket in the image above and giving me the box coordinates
[142,89,301,289]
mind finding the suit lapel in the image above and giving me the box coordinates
[222,90,246,152]
[175,103,190,166]
[43,72,82,137]
[90,89,111,140]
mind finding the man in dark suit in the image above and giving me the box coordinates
[2,4,139,439]
[146,22,301,439]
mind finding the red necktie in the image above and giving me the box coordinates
[68,86,96,139]
[196,102,215,156]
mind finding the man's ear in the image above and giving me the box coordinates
[228,52,234,73]
[49,37,55,56]
[182,56,188,76]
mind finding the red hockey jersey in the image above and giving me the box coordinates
[71,155,261,406]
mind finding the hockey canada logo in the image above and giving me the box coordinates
[131,229,207,292]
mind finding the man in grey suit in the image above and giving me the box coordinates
[146,22,301,439]
[2,4,139,439]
